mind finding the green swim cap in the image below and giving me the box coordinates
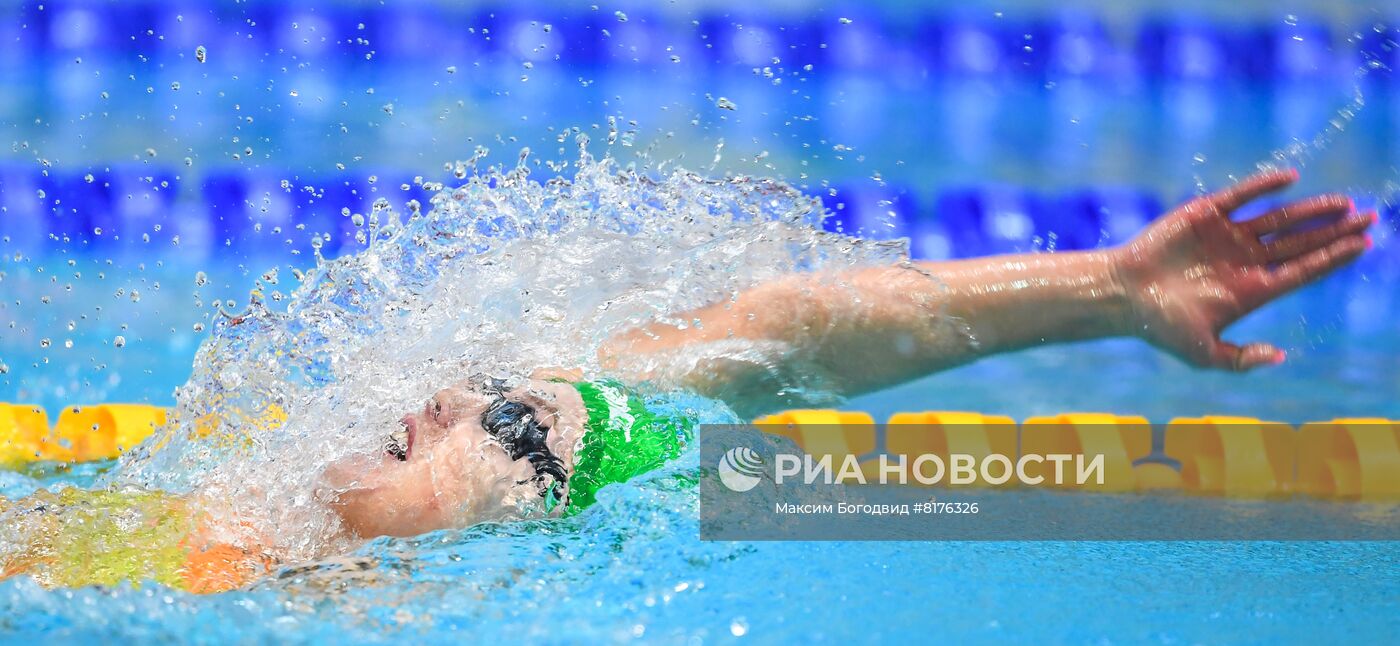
[566,379,692,515]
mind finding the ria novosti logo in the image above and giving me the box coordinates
[717,445,1107,490]
[718,447,765,492]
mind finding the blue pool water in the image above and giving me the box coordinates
[2,189,1398,643]
[4,2,1400,643]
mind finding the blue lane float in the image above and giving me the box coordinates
[819,183,942,256]
[1137,15,1241,81]
[0,165,1385,266]
[933,185,1046,257]
[1058,186,1162,249]
[1036,11,1119,79]
[1255,15,1340,82]
[0,164,51,255]
[921,11,1015,77]
[0,3,1387,83]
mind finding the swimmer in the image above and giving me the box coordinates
[332,168,1372,535]
[0,168,1374,591]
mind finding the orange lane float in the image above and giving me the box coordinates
[1009,413,1151,492]
[1297,418,1400,500]
[0,405,51,467]
[1164,416,1295,497]
[884,412,1018,488]
[0,404,168,465]
[753,409,877,461]
[1132,462,1184,491]
[52,404,170,462]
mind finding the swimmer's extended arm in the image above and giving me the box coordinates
[602,169,1372,416]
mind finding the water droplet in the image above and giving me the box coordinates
[195,45,207,63]
[39,338,51,348]
[194,271,208,287]
[114,335,126,348]
[615,10,628,22]
[716,97,737,111]
[730,619,749,637]
[839,17,853,25]
[84,173,95,183]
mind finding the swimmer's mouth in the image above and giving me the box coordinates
[385,423,413,462]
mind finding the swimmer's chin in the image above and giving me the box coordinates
[320,453,390,494]
[320,467,443,538]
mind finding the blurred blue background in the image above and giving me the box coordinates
[5,5,1400,642]
[2,0,1399,411]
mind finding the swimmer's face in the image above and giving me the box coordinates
[324,377,588,539]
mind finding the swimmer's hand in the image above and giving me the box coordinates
[1114,168,1374,371]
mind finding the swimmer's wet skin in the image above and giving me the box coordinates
[0,168,1373,593]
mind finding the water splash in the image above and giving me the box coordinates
[1185,24,1385,197]
[107,144,903,562]
[1261,72,1367,173]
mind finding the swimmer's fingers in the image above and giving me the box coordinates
[1241,193,1353,237]
[1210,341,1285,371]
[1259,234,1369,299]
[1262,210,1374,263]
[1207,168,1299,215]
[1206,340,1286,372]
